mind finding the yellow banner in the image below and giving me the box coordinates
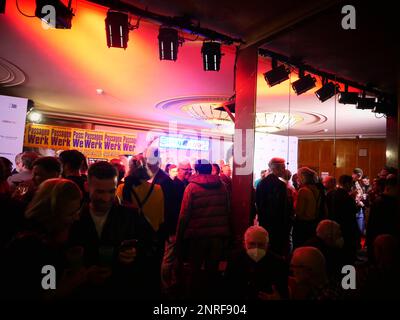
[24,123,136,158]
[83,130,104,158]
[103,132,124,158]
[49,126,72,150]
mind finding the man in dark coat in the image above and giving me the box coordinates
[255,158,293,257]
[366,175,399,261]
[326,175,360,264]
[173,160,192,211]
[68,161,158,299]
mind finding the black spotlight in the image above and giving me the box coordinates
[292,74,316,95]
[373,102,387,114]
[35,0,74,29]
[264,64,290,87]
[1,0,5,14]
[158,27,180,61]
[202,41,222,71]
[338,92,359,105]
[373,97,396,116]
[356,97,376,110]
[315,82,339,102]
[105,10,130,49]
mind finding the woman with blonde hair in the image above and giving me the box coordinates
[293,167,328,248]
[24,178,82,241]
[2,178,86,300]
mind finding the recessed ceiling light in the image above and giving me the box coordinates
[96,89,104,95]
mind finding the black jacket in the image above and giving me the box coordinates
[305,236,347,280]
[326,188,360,264]
[173,177,187,214]
[68,203,159,299]
[153,169,179,236]
[255,174,293,254]
[366,194,399,259]
[224,250,289,300]
[1,232,65,300]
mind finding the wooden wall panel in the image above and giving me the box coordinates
[298,139,386,179]
[298,140,319,170]
[319,140,334,175]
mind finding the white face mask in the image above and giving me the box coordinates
[246,248,266,262]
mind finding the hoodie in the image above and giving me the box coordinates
[176,174,231,241]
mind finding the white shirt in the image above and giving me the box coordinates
[90,210,109,238]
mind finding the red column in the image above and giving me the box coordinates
[386,76,400,170]
[386,114,399,169]
[231,46,258,247]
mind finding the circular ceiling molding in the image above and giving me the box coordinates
[155,96,328,135]
[155,95,230,111]
[255,112,303,133]
[0,57,26,87]
[289,110,328,126]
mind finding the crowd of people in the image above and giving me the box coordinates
[0,149,398,300]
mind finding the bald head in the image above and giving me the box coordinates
[316,220,343,248]
[291,247,327,286]
[244,226,269,250]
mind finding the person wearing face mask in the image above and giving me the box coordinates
[224,226,289,300]
[304,220,347,281]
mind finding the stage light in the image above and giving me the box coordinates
[202,41,222,71]
[35,0,74,29]
[264,64,290,87]
[292,74,316,95]
[338,92,359,105]
[373,103,386,114]
[1,0,5,14]
[356,97,376,110]
[158,27,180,61]
[315,82,339,102]
[373,97,396,116]
[105,10,130,49]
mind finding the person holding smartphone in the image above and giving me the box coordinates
[68,161,158,300]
